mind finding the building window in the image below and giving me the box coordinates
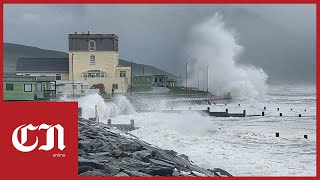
[24,84,32,92]
[56,74,62,80]
[6,83,13,91]
[120,71,126,78]
[82,70,105,78]
[89,40,96,51]
[72,84,77,90]
[25,74,30,76]
[90,55,95,64]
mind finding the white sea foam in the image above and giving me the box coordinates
[186,13,268,99]
[103,85,316,176]
[77,94,135,120]
[66,85,315,176]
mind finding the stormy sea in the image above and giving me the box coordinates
[72,84,316,176]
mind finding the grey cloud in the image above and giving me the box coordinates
[4,4,316,83]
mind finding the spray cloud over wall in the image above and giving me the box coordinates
[77,94,135,120]
[186,13,268,99]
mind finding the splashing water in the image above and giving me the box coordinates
[77,94,135,120]
[186,13,268,99]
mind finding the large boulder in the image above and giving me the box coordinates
[79,170,106,176]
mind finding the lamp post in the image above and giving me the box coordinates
[72,53,75,97]
[198,69,200,91]
[185,62,188,94]
[131,59,133,96]
[207,65,209,93]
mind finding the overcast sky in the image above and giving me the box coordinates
[4,4,316,83]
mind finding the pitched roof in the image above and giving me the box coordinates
[16,58,69,72]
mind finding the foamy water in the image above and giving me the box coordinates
[186,13,268,99]
[71,84,316,176]
[77,94,135,120]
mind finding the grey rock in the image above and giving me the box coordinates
[111,150,132,158]
[212,168,233,177]
[78,118,232,177]
[118,143,145,152]
[102,164,120,175]
[115,172,129,176]
[78,141,92,151]
[78,149,86,157]
[78,159,105,170]
[141,167,174,176]
[148,158,176,169]
[92,152,113,160]
[78,166,93,174]
[122,170,152,176]
[79,170,106,176]
[132,150,152,161]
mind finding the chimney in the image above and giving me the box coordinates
[88,31,90,34]
[75,32,77,34]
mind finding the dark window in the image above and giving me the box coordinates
[24,84,32,92]
[90,55,95,64]
[89,40,96,51]
[83,70,106,78]
[120,71,126,78]
[56,74,62,80]
[6,83,13,91]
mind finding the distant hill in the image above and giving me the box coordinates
[4,43,178,79]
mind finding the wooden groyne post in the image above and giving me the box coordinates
[95,105,99,122]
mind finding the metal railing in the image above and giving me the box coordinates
[131,92,231,101]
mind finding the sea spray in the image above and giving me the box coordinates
[186,13,268,99]
[77,94,135,120]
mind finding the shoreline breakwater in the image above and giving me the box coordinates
[78,118,232,177]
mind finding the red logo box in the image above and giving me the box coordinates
[0,102,78,179]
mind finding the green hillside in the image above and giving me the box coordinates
[3,43,178,79]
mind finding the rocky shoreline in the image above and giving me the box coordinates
[78,118,232,176]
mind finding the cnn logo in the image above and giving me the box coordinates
[12,124,66,152]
